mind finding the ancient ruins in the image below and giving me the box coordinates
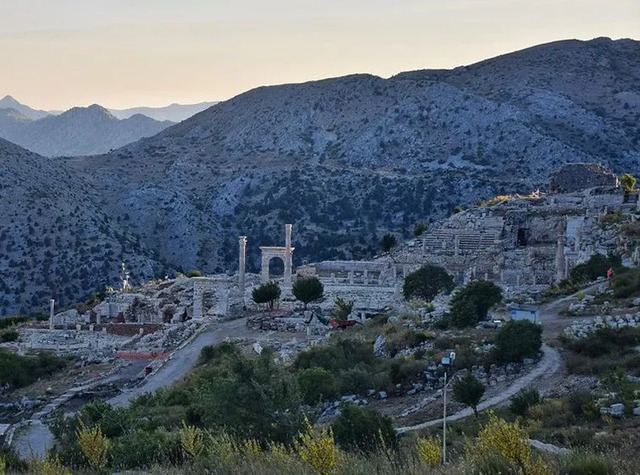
[16,163,638,355]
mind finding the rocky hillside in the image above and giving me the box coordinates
[3,37,640,314]
[0,139,165,315]
[66,38,640,274]
[0,105,173,157]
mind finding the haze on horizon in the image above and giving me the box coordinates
[1,0,638,111]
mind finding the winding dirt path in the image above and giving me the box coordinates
[397,343,561,432]
[396,284,603,433]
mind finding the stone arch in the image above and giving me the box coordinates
[259,224,295,286]
[267,255,285,279]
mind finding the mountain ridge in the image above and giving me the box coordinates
[0,104,174,157]
[2,37,640,314]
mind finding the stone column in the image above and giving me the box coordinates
[555,236,566,283]
[284,224,293,287]
[49,299,55,330]
[193,281,204,319]
[261,253,270,283]
[239,236,247,297]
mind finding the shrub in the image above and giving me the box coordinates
[611,267,640,298]
[619,173,637,193]
[509,388,541,417]
[0,351,67,389]
[76,421,110,469]
[467,413,551,474]
[332,405,397,454]
[493,320,542,363]
[331,297,353,320]
[185,270,202,278]
[561,452,615,475]
[0,328,18,343]
[381,233,397,252]
[295,419,339,475]
[385,329,428,357]
[416,437,442,468]
[403,265,454,301]
[413,223,426,237]
[297,367,338,405]
[570,253,621,284]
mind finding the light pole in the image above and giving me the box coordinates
[441,351,456,465]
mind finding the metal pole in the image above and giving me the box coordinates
[443,369,447,465]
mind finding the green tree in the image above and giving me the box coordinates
[292,276,324,310]
[331,297,354,320]
[414,223,426,237]
[449,280,503,327]
[620,173,637,193]
[453,373,485,418]
[381,233,397,252]
[297,367,338,405]
[494,320,542,363]
[571,253,622,284]
[403,265,455,301]
[332,405,398,454]
[252,281,281,310]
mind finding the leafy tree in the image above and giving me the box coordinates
[509,388,541,417]
[494,320,542,363]
[453,373,485,418]
[449,280,503,328]
[413,223,426,237]
[331,297,354,320]
[292,276,324,310]
[332,405,398,454]
[403,265,455,301]
[381,233,397,252]
[620,173,637,193]
[252,281,281,310]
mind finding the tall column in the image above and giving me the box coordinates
[284,224,293,287]
[239,236,247,297]
[49,299,55,330]
[556,236,566,283]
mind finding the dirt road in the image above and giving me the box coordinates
[397,284,603,433]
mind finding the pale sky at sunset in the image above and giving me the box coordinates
[1,0,639,110]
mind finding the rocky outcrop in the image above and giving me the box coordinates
[549,163,618,193]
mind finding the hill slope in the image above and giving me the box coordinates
[3,37,640,313]
[0,105,173,157]
[65,37,640,275]
[0,139,165,315]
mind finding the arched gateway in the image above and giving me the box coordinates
[259,224,294,286]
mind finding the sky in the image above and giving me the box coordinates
[1,0,639,110]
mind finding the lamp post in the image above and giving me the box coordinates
[441,351,456,465]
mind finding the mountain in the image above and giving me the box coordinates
[0,105,174,157]
[4,37,640,314]
[0,138,165,315]
[0,95,50,120]
[62,38,639,275]
[109,101,218,122]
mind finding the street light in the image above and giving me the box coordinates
[441,351,456,465]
